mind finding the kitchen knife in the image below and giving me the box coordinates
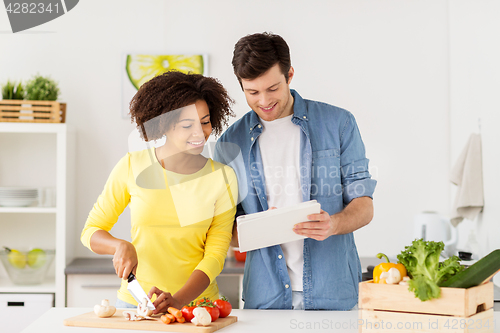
[127,272,155,310]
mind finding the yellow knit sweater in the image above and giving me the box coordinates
[81,148,237,305]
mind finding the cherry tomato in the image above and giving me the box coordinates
[195,297,210,306]
[214,296,232,318]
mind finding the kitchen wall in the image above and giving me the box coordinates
[0,0,498,259]
[448,1,500,258]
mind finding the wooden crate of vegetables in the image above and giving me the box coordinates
[358,241,500,333]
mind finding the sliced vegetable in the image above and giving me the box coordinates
[439,249,500,288]
[123,310,154,321]
[373,253,407,284]
[122,299,155,322]
[137,298,153,317]
[123,311,140,321]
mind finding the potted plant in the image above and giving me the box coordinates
[1,80,24,118]
[25,75,65,122]
[25,75,60,101]
[0,75,65,123]
[1,80,25,100]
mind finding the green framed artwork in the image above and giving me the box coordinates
[122,54,208,118]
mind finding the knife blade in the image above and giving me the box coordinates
[127,272,155,310]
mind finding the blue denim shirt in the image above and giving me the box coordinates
[214,90,376,310]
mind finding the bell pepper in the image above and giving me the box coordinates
[373,253,407,284]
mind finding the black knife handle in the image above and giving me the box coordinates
[127,272,135,283]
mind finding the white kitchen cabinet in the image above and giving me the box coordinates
[65,257,246,309]
[66,274,122,307]
[0,123,75,307]
[66,274,243,309]
[1,293,54,333]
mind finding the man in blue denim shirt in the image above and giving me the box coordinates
[214,32,377,310]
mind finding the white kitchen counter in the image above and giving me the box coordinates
[24,308,359,333]
[21,307,500,333]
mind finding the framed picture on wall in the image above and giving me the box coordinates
[121,54,209,118]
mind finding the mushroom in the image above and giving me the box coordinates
[94,299,116,318]
[122,310,155,321]
[122,300,155,322]
[191,307,211,326]
[137,297,154,317]
[380,267,402,284]
[123,311,139,321]
[399,276,411,286]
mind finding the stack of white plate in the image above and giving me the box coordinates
[0,187,38,207]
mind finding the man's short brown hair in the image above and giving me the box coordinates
[232,32,291,87]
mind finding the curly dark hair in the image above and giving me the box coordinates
[129,71,234,141]
[232,32,291,87]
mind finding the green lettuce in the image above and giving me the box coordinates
[397,239,463,301]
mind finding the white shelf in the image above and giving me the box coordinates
[0,276,56,293]
[0,123,75,307]
[0,207,57,213]
[0,123,66,134]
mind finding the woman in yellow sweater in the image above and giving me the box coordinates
[81,71,237,314]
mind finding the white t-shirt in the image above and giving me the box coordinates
[258,114,304,291]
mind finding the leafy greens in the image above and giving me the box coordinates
[396,239,463,301]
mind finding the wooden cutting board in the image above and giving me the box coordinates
[63,310,237,332]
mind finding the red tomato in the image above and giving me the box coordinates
[195,298,219,322]
[181,304,196,323]
[204,305,220,322]
[214,297,232,318]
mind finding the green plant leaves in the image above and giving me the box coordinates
[25,75,60,101]
[1,80,24,100]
